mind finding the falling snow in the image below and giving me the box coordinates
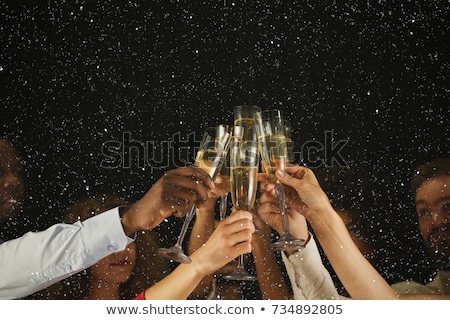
[1,0,449,299]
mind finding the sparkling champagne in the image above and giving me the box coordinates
[234,117,257,141]
[258,133,288,183]
[194,149,227,180]
[230,166,259,210]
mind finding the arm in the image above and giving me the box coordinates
[257,175,339,300]
[187,175,228,299]
[0,208,130,300]
[275,166,398,299]
[141,210,255,300]
[280,235,343,300]
[0,166,214,300]
[251,212,291,300]
[120,166,215,235]
[186,195,218,298]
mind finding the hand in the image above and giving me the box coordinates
[274,165,334,220]
[230,201,270,238]
[121,166,215,235]
[257,172,306,233]
[197,175,230,215]
[208,175,230,198]
[257,167,309,242]
[190,210,255,275]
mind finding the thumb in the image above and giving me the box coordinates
[275,168,306,188]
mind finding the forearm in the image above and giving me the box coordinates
[144,247,215,300]
[253,234,291,299]
[282,234,341,300]
[307,208,398,300]
[0,208,132,299]
[144,262,205,300]
[272,166,398,300]
[187,206,216,299]
[187,207,216,254]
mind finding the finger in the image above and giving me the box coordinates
[162,173,209,204]
[260,186,278,202]
[160,194,191,218]
[233,241,252,255]
[229,227,254,246]
[223,210,253,226]
[214,175,224,184]
[209,177,230,197]
[257,201,280,215]
[168,166,215,189]
[250,200,259,214]
[257,172,271,182]
[284,165,320,185]
[275,168,303,190]
[259,188,277,203]
[160,181,198,204]
[252,212,269,230]
[260,181,276,193]
[214,175,230,186]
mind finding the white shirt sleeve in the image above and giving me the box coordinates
[0,207,134,300]
[281,234,345,300]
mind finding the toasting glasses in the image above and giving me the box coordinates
[158,125,232,263]
[222,125,259,281]
[255,109,306,251]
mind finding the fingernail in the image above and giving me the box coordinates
[297,170,306,179]
[276,169,285,178]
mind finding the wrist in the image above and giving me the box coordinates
[284,232,311,257]
[189,252,213,279]
[195,207,217,225]
[197,199,218,214]
[119,206,137,238]
[306,206,338,228]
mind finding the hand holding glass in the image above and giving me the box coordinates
[158,125,231,263]
[222,127,259,281]
[256,109,305,251]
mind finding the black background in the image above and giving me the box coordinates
[1,0,449,288]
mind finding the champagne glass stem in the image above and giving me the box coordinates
[219,194,228,221]
[174,205,196,247]
[238,253,245,268]
[270,182,305,251]
[158,205,196,264]
[275,184,290,237]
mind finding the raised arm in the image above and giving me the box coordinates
[139,210,255,300]
[0,166,214,300]
[274,166,420,299]
[186,176,227,299]
[251,210,291,299]
[258,173,340,300]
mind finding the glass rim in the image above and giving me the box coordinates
[256,108,283,118]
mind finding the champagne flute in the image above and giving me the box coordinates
[234,105,262,233]
[222,126,259,281]
[158,125,232,264]
[255,109,306,251]
[233,105,261,141]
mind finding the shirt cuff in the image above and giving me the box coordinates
[82,207,134,260]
